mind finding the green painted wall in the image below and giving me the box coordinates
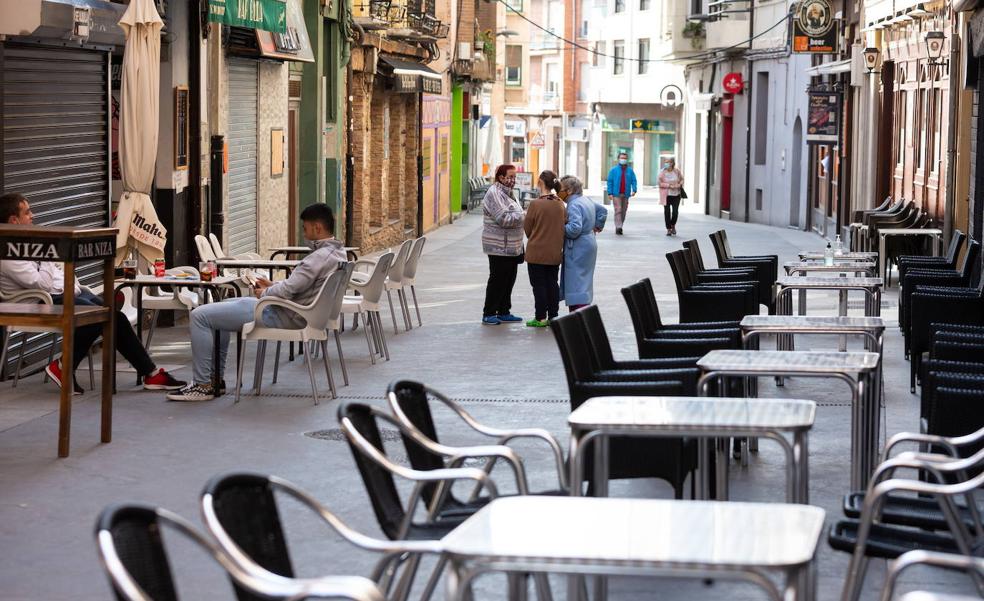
[450,85,464,214]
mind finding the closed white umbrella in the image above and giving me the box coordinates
[114,0,167,263]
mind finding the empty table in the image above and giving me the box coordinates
[740,315,885,353]
[878,228,943,285]
[776,276,882,318]
[799,250,877,261]
[568,396,816,503]
[440,496,825,601]
[698,349,881,490]
[783,261,877,277]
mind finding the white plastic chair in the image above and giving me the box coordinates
[209,232,262,261]
[195,235,218,263]
[235,265,353,405]
[402,237,426,327]
[141,265,201,350]
[342,252,394,364]
[352,240,413,334]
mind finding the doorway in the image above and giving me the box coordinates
[790,116,803,228]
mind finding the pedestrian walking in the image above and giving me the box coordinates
[605,151,637,236]
[481,164,525,325]
[559,175,607,311]
[523,170,566,327]
[658,157,684,236]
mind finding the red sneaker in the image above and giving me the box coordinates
[45,361,83,396]
[143,368,186,391]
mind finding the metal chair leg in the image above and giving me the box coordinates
[41,334,56,385]
[319,340,336,399]
[410,284,422,326]
[334,330,349,385]
[398,288,412,331]
[303,341,319,405]
[272,341,281,384]
[15,333,33,387]
[360,311,377,365]
[252,340,266,394]
[374,311,390,360]
[234,341,248,404]
[386,289,400,334]
[87,349,95,390]
[144,309,159,349]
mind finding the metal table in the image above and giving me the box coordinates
[214,258,300,279]
[114,275,241,395]
[740,315,885,353]
[440,496,825,601]
[783,261,877,277]
[798,251,877,262]
[776,276,882,319]
[568,396,816,503]
[878,228,943,286]
[268,245,360,261]
[698,349,881,491]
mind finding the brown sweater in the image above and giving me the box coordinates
[523,194,567,265]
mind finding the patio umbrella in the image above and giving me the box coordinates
[113,0,167,264]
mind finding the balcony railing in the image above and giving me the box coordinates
[530,32,560,51]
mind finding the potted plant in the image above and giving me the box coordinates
[682,21,705,48]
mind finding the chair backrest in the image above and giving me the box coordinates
[200,472,294,583]
[294,268,346,332]
[324,262,355,325]
[959,240,982,280]
[709,230,730,263]
[386,380,452,506]
[195,235,217,262]
[387,240,413,284]
[681,239,707,271]
[621,283,652,353]
[357,252,395,304]
[548,311,597,386]
[208,233,229,259]
[946,230,967,265]
[403,237,426,280]
[666,250,696,290]
[579,305,617,371]
[95,503,270,601]
[337,402,408,541]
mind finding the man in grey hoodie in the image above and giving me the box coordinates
[167,204,346,401]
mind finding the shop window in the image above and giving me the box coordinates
[613,40,625,75]
[614,0,625,12]
[638,39,649,75]
[506,45,523,86]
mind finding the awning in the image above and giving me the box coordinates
[256,0,314,63]
[379,56,443,94]
[0,0,127,46]
[208,0,286,34]
[805,58,852,76]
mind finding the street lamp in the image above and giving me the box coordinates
[863,47,881,74]
[925,31,946,66]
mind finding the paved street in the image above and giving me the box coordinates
[0,193,976,600]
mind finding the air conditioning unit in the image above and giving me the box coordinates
[458,42,473,59]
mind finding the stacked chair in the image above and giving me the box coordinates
[848,196,895,251]
[896,229,967,288]
[709,230,778,303]
[684,238,776,313]
[666,249,760,322]
[828,426,984,601]
[918,326,984,444]
[862,199,913,252]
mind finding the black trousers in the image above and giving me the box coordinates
[483,254,522,317]
[664,195,681,228]
[527,263,560,321]
[54,291,156,375]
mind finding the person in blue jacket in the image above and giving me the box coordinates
[605,151,637,236]
[559,175,607,311]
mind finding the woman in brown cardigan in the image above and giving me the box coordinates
[523,170,567,327]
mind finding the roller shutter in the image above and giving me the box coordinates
[1,43,111,378]
[226,59,259,256]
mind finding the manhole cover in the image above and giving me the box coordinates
[305,428,403,442]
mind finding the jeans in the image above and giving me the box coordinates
[189,297,294,385]
[483,255,522,317]
[664,195,681,229]
[527,263,560,321]
[53,291,155,376]
[612,195,629,228]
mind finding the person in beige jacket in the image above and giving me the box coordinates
[523,170,567,327]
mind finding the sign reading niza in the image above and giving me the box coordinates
[208,0,287,34]
[0,236,116,262]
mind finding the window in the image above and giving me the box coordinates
[505,45,522,85]
[580,0,590,36]
[593,41,606,67]
[640,0,650,8]
[895,91,907,167]
[754,72,769,165]
[931,88,942,171]
[690,0,703,17]
[578,62,591,101]
[915,87,926,170]
[637,38,650,74]
[613,40,624,75]
[614,0,625,12]
[504,0,523,11]
[546,62,559,99]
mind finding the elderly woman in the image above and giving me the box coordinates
[481,164,525,325]
[559,175,607,311]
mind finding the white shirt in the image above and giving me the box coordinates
[0,260,81,298]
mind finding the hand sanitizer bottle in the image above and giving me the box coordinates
[834,234,844,257]
[824,242,834,266]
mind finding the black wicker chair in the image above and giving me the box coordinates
[684,239,775,312]
[895,230,965,287]
[900,240,980,341]
[708,230,778,288]
[907,288,984,392]
[666,250,759,322]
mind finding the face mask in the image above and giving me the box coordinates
[618,158,627,165]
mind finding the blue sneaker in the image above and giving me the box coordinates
[497,314,523,323]
[482,316,501,325]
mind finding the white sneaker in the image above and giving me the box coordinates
[166,383,215,402]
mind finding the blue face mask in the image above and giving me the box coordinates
[618,158,627,165]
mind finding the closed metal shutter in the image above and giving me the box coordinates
[226,59,259,256]
[1,43,111,378]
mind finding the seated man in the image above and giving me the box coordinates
[0,192,185,394]
[166,203,346,401]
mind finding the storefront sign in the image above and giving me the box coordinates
[806,91,841,144]
[722,72,744,94]
[0,236,115,262]
[390,72,442,94]
[630,119,673,133]
[504,120,526,137]
[208,0,287,34]
[793,0,839,53]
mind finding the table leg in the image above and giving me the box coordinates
[568,432,582,497]
[697,438,711,500]
[794,431,809,504]
[838,289,848,351]
[715,437,729,501]
[101,259,115,444]
[851,375,865,491]
[594,434,610,601]
[135,285,143,386]
[58,265,76,458]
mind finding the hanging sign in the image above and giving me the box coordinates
[806,91,841,144]
[208,0,287,34]
[722,72,744,94]
[793,0,839,53]
[529,132,545,149]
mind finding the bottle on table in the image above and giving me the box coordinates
[824,242,834,266]
[834,234,844,257]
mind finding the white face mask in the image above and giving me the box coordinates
[618,158,628,165]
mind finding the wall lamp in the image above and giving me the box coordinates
[925,31,946,67]
[863,47,881,74]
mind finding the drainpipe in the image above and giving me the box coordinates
[742,6,755,223]
[704,62,717,216]
[943,20,961,244]
[417,92,424,237]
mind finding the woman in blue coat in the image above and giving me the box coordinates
[559,175,607,310]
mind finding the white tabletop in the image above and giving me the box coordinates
[878,228,943,236]
[214,259,300,268]
[698,349,880,373]
[799,251,877,260]
[441,496,825,568]
[268,245,360,252]
[125,275,239,286]
[784,261,876,270]
[776,276,883,288]
[899,594,982,601]
[569,396,815,432]
[740,315,885,331]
